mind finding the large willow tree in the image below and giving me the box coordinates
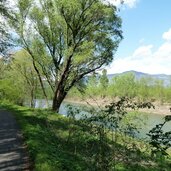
[10,0,122,111]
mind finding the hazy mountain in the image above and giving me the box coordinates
[107,70,171,86]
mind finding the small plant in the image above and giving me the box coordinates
[147,115,171,156]
[80,97,155,170]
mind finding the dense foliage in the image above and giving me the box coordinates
[7,0,122,111]
[0,52,40,105]
[69,72,171,103]
[0,0,12,54]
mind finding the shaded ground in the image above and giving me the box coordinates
[0,109,30,171]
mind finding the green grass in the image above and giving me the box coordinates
[0,101,170,171]
[0,102,98,170]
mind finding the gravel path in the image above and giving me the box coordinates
[0,109,30,171]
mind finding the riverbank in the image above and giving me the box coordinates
[0,102,171,171]
[65,98,171,116]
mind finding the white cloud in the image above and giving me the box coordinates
[105,0,138,8]
[139,38,145,44]
[132,45,153,58]
[162,28,171,41]
[107,30,171,75]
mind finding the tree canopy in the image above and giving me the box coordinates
[0,0,13,55]
[9,0,122,111]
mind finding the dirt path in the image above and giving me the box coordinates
[0,109,30,171]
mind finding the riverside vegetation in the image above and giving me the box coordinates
[68,70,171,104]
[0,99,171,171]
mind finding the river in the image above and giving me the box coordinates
[34,99,170,139]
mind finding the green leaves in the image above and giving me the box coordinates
[0,0,13,54]
[30,6,44,21]
[100,69,109,90]
[18,0,32,18]
[9,0,123,110]
[147,117,171,156]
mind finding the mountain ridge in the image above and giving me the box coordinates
[108,70,171,76]
[107,70,171,85]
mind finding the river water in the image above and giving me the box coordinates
[34,99,171,139]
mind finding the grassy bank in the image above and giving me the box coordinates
[0,102,170,171]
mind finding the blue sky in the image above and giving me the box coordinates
[107,0,171,74]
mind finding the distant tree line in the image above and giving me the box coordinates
[68,71,171,104]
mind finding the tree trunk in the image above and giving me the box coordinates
[30,88,35,108]
[52,87,67,112]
